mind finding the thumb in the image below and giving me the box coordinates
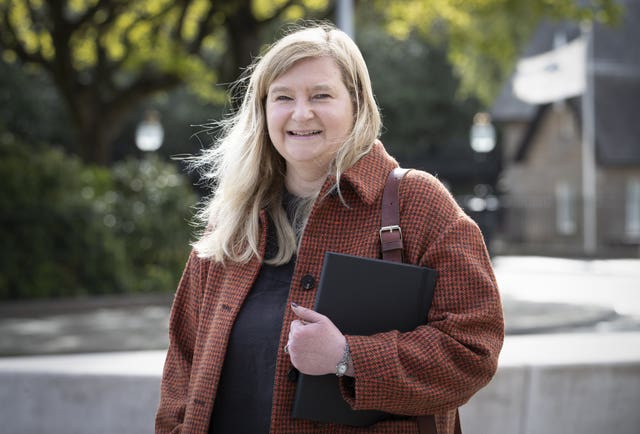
[291,302,325,323]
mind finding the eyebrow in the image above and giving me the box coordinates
[268,84,335,94]
[310,84,334,92]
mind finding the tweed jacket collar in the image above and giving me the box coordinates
[333,140,398,206]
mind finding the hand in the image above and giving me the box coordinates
[286,303,346,376]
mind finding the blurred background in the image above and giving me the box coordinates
[1,0,635,298]
[1,1,639,433]
[0,0,638,339]
[1,0,638,349]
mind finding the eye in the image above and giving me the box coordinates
[313,93,331,100]
[274,95,292,101]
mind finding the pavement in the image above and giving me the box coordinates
[495,256,640,333]
[0,255,639,357]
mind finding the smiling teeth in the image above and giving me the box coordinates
[290,130,321,136]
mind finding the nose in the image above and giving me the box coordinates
[291,99,314,121]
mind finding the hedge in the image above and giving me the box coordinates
[0,133,197,300]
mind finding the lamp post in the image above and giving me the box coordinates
[469,112,496,190]
[469,112,498,254]
[336,0,354,38]
[135,110,164,152]
[470,112,496,154]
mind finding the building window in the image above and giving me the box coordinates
[626,179,640,238]
[555,182,577,235]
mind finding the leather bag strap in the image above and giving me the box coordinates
[417,412,461,434]
[380,167,462,434]
[380,168,410,262]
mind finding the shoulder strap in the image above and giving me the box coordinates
[380,167,410,262]
[380,167,462,434]
[418,413,461,434]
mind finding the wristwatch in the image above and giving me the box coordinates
[335,341,351,377]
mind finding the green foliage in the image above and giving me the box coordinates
[0,0,331,164]
[0,0,622,166]
[358,10,480,164]
[374,0,621,103]
[0,59,74,147]
[106,155,198,293]
[0,132,197,300]
[0,0,330,104]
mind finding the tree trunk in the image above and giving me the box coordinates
[221,1,261,85]
[76,119,109,165]
[72,95,133,165]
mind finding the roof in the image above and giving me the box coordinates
[595,75,640,166]
[492,0,640,166]
[490,78,536,122]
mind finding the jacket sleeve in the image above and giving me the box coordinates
[340,209,504,416]
[155,250,205,434]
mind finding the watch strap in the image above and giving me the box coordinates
[335,341,351,376]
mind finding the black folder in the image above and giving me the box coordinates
[291,252,437,426]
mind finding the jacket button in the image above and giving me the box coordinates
[300,274,315,290]
[288,367,299,382]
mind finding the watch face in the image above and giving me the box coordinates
[337,362,347,376]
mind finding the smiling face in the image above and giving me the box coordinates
[266,56,354,188]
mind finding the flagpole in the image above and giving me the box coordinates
[336,0,355,38]
[581,20,597,256]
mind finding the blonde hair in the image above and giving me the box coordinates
[192,23,382,264]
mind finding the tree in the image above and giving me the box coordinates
[0,56,74,146]
[0,0,328,164]
[358,18,481,163]
[373,0,621,103]
[1,0,620,165]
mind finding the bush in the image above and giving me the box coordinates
[103,155,198,293]
[0,133,197,300]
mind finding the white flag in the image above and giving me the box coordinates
[513,36,587,104]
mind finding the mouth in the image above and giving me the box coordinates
[287,130,322,137]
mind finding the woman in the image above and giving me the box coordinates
[156,24,503,434]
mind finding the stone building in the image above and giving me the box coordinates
[491,0,640,257]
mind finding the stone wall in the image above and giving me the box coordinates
[1,333,639,434]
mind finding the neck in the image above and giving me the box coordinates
[285,164,329,197]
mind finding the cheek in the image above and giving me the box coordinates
[266,106,286,133]
[265,107,277,137]
[338,103,355,135]
[332,113,354,138]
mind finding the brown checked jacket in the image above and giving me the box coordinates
[156,141,504,434]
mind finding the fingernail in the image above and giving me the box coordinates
[291,302,299,308]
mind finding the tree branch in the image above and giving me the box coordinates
[143,0,182,50]
[0,7,48,67]
[108,70,182,114]
[94,33,114,96]
[258,0,300,25]
[172,0,192,42]
[107,1,174,74]
[24,0,43,31]
[187,4,219,54]
[74,0,122,28]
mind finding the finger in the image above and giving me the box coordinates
[290,319,307,330]
[291,302,325,324]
